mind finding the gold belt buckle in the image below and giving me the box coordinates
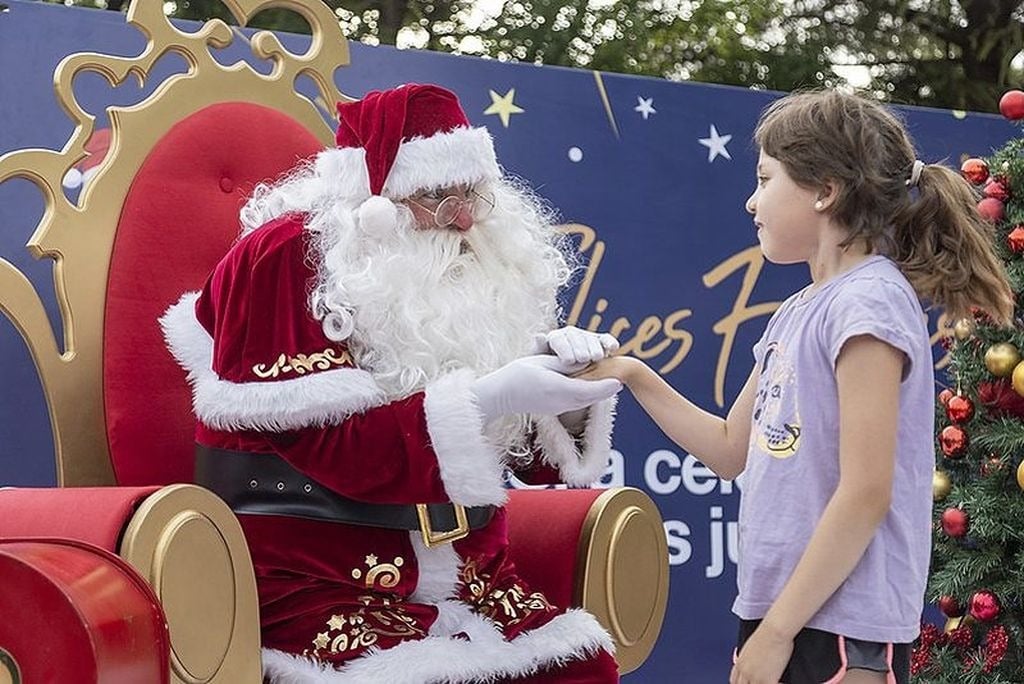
[416,503,470,548]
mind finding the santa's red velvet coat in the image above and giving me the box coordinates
[162,213,619,683]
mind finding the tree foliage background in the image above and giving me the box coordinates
[51,0,1024,114]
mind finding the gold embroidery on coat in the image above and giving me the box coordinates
[459,560,552,627]
[350,555,404,589]
[306,596,425,658]
[252,348,351,378]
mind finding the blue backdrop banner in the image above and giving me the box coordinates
[0,2,1018,680]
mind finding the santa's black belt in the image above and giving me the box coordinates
[194,445,495,547]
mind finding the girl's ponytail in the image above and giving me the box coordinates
[893,165,1014,326]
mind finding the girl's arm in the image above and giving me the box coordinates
[583,356,759,480]
[731,334,903,683]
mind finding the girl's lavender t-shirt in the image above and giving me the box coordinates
[733,255,934,643]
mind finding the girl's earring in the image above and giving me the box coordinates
[814,200,824,211]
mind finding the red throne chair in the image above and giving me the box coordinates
[0,2,668,682]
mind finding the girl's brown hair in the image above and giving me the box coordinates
[754,89,1014,325]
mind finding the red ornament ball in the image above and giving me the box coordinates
[1008,226,1024,254]
[969,590,1001,622]
[960,158,990,185]
[938,388,955,405]
[946,395,975,423]
[984,179,1011,202]
[941,508,969,537]
[999,90,1024,121]
[978,197,1005,223]
[938,595,963,618]
[940,425,969,459]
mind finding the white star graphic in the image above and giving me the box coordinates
[698,124,733,162]
[634,96,656,120]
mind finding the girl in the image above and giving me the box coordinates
[581,90,1013,684]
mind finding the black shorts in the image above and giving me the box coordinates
[736,620,910,684]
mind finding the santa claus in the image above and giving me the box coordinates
[161,83,623,683]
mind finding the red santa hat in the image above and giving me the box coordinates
[331,83,501,235]
[62,128,112,190]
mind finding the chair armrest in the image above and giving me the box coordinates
[0,485,262,684]
[506,488,605,607]
[0,486,161,551]
[506,486,669,674]
[0,538,169,683]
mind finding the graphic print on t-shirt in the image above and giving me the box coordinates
[752,340,802,458]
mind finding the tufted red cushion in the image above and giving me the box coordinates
[103,103,323,486]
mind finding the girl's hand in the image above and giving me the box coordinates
[574,356,643,385]
[729,623,793,684]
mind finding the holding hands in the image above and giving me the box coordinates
[471,326,624,423]
[470,327,623,422]
[573,355,644,385]
[471,354,621,422]
[536,326,619,365]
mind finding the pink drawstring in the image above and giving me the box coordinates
[819,635,850,683]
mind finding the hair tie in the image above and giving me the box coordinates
[906,160,925,188]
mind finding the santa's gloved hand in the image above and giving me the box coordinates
[532,326,619,365]
[471,355,622,423]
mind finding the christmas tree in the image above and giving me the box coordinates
[912,89,1024,682]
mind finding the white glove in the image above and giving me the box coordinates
[535,326,620,365]
[472,355,622,423]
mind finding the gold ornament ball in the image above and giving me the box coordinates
[1013,361,1024,397]
[985,342,1021,377]
[953,318,974,340]
[1017,460,1024,491]
[933,470,952,501]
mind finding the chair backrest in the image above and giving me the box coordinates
[104,103,323,485]
[0,0,351,486]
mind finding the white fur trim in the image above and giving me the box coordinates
[408,533,461,604]
[428,600,502,641]
[261,608,613,683]
[532,397,618,486]
[159,292,388,432]
[317,128,500,202]
[313,147,372,200]
[422,371,508,507]
[384,128,500,199]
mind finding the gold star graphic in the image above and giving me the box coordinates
[365,554,378,566]
[484,88,524,128]
[313,632,330,650]
[327,614,346,631]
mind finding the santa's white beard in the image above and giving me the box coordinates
[304,182,574,447]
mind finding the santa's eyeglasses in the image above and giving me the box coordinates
[406,186,496,228]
